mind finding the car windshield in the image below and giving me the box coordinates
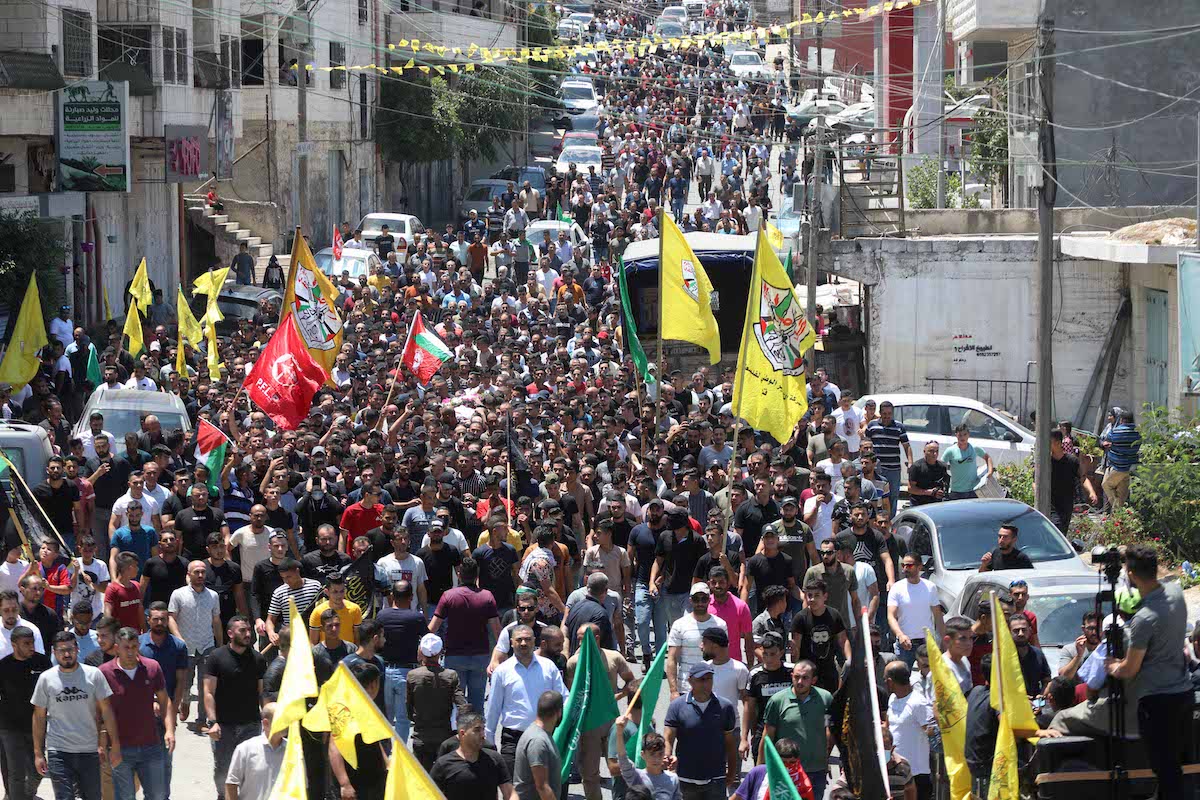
[657,23,683,35]
[933,504,1077,569]
[731,53,761,65]
[216,298,261,321]
[315,252,371,278]
[97,411,188,441]
[361,216,404,233]
[467,186,498,201]
[1025,592,1095,647]
[562,85,595,101]
[561,148,601,165]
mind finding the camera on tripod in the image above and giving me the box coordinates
[1092,544,1124,585]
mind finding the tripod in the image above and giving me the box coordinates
[1094,553,1128,800]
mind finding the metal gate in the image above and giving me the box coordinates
[1145,288,1169,407]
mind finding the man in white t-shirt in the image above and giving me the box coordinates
[666,582,728,699]
[940,615,975,694]
[0,591,44,658]
[831,395,863,457]
[229,505,277,582]
[887,552,944,668]
[802,473,841,547]
[0,547,29,594]
[109,472,162,534]
[839,536,878,632]
[700,626,751,759]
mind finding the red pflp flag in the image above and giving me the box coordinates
[243,315,326,430]
[400,314,452,385]
[332,227,343,261]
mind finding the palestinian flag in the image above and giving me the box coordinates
[400,314,451,385]
[194,418,230,488]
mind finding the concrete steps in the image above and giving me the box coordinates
[184,194,280,284]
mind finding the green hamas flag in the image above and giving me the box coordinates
[764,735,809,800]
[553,629,619,784]
[616,258,653,387]
[85,343,101,387]
[557,203,572,223]
[784,249,796,285]
[632,643,668,766]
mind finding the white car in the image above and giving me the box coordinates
[661,5,688,22]
[854,393,1036,481]
[727,50,768,80]
[315,247,383,282]
[682,0,706,18]
[560,79,598,116]
[356,212,426,245]
[555,144,603,176]
[527,219,591,260]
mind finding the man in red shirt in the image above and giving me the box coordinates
[339,481,385,553]
[104,552,145,632]
[99,627,174,800]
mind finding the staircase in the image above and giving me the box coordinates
[184,194,289,283]
[834,134,908,240]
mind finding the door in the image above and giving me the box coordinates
[1145,288,1169,408]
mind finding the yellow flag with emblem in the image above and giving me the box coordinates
[302,662,393,768]
[129,257,153,311]
[764,221,784,251]
[382,716,447,800]
[990,592,1039,737]
[176,287,204,377]
[192,267,230,326]
[123,300,144,357]
[731,228,815,442]
[271,599,319,736]
[0,275,47,391]
[205,321,222,381]
[659,212,721,364]
[988,712,1020,800]
[926,630,972,800]
[281,230,343,377]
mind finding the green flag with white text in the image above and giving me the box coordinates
[764,735,814,800]
[553,629,619,784]
[633,642,668,767]
[617,258,653,388]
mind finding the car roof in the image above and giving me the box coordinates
[857,392,998,409]
[361,213,417,223]
[81,389,188,414]
[220,283,281,302]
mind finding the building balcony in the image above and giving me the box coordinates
[948,0,1037,43]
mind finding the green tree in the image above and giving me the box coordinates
[967,80,1009,206]
[0,211,68,325]
[905,159,979,209]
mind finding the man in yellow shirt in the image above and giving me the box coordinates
[308,574,362,645]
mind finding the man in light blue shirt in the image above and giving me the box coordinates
[940,424,992,500]
[485,623,566,777]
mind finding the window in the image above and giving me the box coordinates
[946,407,1010,442]
[176,29,187,84]
[896,405,941,435]
[62,10,93,78]
[330,42,346,89]
[99,25,152,82]
[358,0,368,24]
[221,35,241,87]
[359,75,369,139]
[162,28,175,83]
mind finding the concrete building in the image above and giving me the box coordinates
[949,0,1200,209]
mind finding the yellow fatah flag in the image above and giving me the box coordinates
[123,300,145,357]
[302,662,393,768]
[177,287,203,348]
[732,228,815,442]
[765,221,784,251]
[989,592,1039,737]
[925,630,972,800]
[267,723,307,800]
[205,322,222,381]
[192,267,230,326]
[129,257,153,311]
[659,213,721,364]
[281,230,343,377]
[0,275,48,391]
[988,712,1020,800]
[271,599,319,737]
[383,723,447,800]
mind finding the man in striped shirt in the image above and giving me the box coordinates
[1100,408,1141,510]
[864,402,912,520]
[265,559,323,646]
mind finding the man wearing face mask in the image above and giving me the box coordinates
[293,473,343,554]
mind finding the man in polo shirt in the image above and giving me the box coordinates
[99,627,174,800]
[225,703,285,800]
[760,660,832,800]
[663,661,738,800]
[864,402,912,520]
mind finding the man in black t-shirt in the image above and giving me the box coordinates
[733,479,781,556]
[431,711,513,800]
[651,510,705,621]
[174,485,230,560]
[791,577,849,694]
[417,521,463,616]
[0,625,51,800]
[1049,430,1097,534]
[473,520,519,615]
[745,632,791,759]
[907,442,950,506]
[742,526,800,612]
[32,457,80,550]
[301,524,351,585]
[141,530,188,608]
[204,534,247,628]
[204,616,266,800]
[979,524,1034,573]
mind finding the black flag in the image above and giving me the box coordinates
[0,455,72,558]
[830,614,890,799]
[506,410,529,474]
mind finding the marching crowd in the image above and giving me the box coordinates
[0,1,1194,800]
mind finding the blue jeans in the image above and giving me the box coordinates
[664,593,689,625]
[893,641,918,667]
[210,721,259,800]
[385,664,412,743]
[879,466,902,519]
[782,594,804,633]
[671,196,686,222]
[634,582,668,658]
[46,751,100,800]
[444,654,489,714]
[112,744,165,800]
[156,718,174,800]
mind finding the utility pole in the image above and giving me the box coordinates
[1034,16,1056,515]
[805,118,824,363]
[934,0,946,208]
[297,0,310,233]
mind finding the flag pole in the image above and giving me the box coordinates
[618,257,648,461]
[655,208,665,440]
[724,229,762,548]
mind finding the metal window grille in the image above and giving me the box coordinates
[330,41,345,89]
[62,10,93,77]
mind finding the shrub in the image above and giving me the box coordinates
[996,457,1034,506]
[1129,405,1200,560]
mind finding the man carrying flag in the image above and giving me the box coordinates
[243,316,327,431]
[553,628,620,788]
[658,212,722,365]
[400,314,452,385]
[925,629,971,800]
[732,227,816,443]
[281,230,344,377]
[194,418,232,483]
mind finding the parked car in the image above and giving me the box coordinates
[491,165,547,193]
[74,389,192,444]
[356,212,426,245]
[660,5,688,22]
[460,179,510,223]
[653,19,685,37]
[682,0,706,17]
[855,393,1036,487]
[890,498,1089,625]
[315,247,383,283]
[0,420,54,486]
[953,570,1100,676]
[555,144,604,176]
[187,284,283,335]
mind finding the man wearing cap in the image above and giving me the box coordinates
[485,623,566,778]
[651,509,706,625]
[666,582,728,701]
[663,660,738,800]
